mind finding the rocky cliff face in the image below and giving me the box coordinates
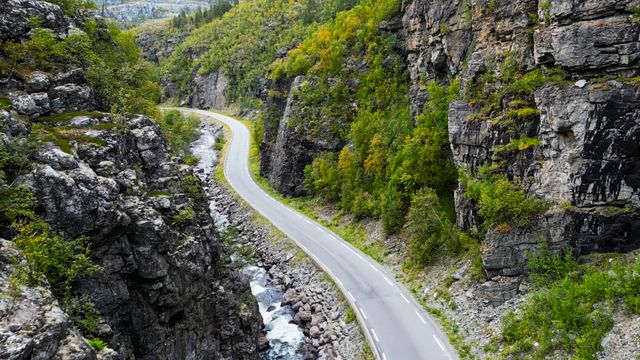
[259,76,345,196]
[400,0,640,292]
[257,0,640,295]
[0,1,261,358]
[135,25,229,109]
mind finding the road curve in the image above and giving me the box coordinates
[172,107,459,360]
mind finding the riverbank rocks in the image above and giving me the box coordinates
[205,173,366,359]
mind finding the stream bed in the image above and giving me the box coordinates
[190,124,305,359]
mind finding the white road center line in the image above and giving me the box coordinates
[400,293,410,304]
[371,328,379,342]
[415,311,426,324]
[359,307,368,320]
[433,334,446,351]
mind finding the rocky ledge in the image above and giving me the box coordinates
[0,109,261,359]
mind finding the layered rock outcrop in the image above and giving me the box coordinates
[407,0,640,290]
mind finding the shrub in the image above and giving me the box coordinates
[157,110,200,155]
[88,338,107,351]
[462,168,548,229]
[526,243,578,286]
[172,206,196,226]
[180,174,205,202]
[12,220,98,298]
[406,188,461,266]
[500,257,640,359]
[65,294,102,335]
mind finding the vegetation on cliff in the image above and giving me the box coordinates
[1,16,159,118]
[164,0,358,106]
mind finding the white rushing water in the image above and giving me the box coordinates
[190,124,304,359]
[191,126,229,229]
[243,266,304,360]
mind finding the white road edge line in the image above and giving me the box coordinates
[371,328,379,343]
[177,109,458,360]
[384,276,394,287]
[400,293,410,304]
[433,334,446,351]
[335,278,343,287]
[369,263,379,272]
[359,307,368,320]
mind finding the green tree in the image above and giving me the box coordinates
[406,188,460,266]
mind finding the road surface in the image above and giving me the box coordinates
[173,108,459,360]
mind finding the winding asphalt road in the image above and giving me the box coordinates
[172,108,459,360]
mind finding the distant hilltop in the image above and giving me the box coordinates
[98,0,214,26]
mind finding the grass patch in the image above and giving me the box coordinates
[148,190,172,197]
[88,338,107,351]
[492,137,541,157]
[37,111,105,124]
[30,124,108,153]
[172,206,196,226]
[0,96,12,111]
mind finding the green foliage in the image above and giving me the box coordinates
[492,136,541,157]
[462,167,548,229]
[30,123,107,154]
[634,6,640,24]
[65,294,102,335]
[172,206,196,226]
[13,220,98,298]
[0,137,35,227]
[156,110,200,155]
[183,154,199,166]
[406,188,461,266]
[0,97,12,111]
[464,52,566,121]
[1,20,160,118]
[461,2,472,29]
[526,243,578,286]
[172,1,235,29]
[180,174,205,202]
[304,154,340,201]
[88,338,107,351]
[500,257,640,359]
[303,77,459,235]
[344,306,356,324]
[2,28,84,71]
[165,0,352,105]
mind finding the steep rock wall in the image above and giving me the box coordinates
[399,0,640,286]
